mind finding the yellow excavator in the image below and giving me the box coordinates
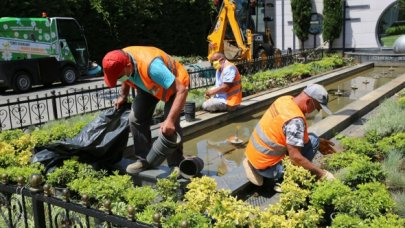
[208,0,275,61]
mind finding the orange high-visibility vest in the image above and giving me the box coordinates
[222,61,242,107]
[123,46,190,102]
[245,96,309,169]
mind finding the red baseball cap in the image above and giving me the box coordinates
[102,50,129,87]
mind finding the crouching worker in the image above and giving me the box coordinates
[243,84,336,187]
[202,52,242,112]
[102,46,189,174]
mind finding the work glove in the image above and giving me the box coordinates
[321,170,335,181]
[319,138,336,155]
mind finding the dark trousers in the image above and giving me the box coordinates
[128,89,184,167]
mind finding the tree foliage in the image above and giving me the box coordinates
[290,0,312,49]
[0,0,215,63]
[322,0,343,50]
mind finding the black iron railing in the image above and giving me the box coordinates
[0,49,323,131]
[0,86,122,131]
[0,177,154,228]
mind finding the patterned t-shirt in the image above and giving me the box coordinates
[283,117,305,147]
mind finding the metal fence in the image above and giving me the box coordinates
[0,176,153,228]
[0,86,122,131]
[0,49,323,131]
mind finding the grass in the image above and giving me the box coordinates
[380,35,401,47]
[364,98,405,137]
[383,150,405,190]
[392,191,405,218]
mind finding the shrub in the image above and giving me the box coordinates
[156,169,181,202]
[207,191,257,227]
[182,176,218,213]
[124,186,158,212]
[377,132,405,157]
[368,213,405,227]
[336,159,385,188]
[339,136,378,159]
[136,201,178,225]
[164,209,212,228]
[385,25,405,35]
[310,180,351,213]
[331,214,366,227]
[334,182,395,219]
[46,159,105,188]
[321,151,370,171]
[260,206,322,228]
[68,171,133,203]
[0,163,44,184]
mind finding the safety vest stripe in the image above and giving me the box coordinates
[227,88,241,97]
[250,134,287,156]
[232,80,241,85]
[255,125,287,153]
[269,105,279,118]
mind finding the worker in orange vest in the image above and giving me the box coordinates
[203,52,242,112]
[102,46,189,174]
[243,84,336,187]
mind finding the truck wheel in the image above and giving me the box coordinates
[61,66,78,85]
[13,71,32,92]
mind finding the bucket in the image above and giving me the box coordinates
[184,101,196,122]
[146,132,181,168]
[179,156,204,179]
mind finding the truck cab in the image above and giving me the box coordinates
[0,16,100,92]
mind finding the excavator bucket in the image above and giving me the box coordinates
[224,40,243,61]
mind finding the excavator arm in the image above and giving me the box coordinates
[207,0,252,61]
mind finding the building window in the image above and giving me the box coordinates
[378,0,405,47]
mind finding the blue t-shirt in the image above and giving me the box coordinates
[127,57,175,94]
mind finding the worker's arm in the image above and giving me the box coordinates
[206,83,231,97]
[149,59,188,136]
[115,82,131,109]
[162,78,188,135]
[205,65,236,97]
[283,118,333,180]
[287,144,326,179]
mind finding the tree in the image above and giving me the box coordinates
[323,0,343,50]
[291,0,312,49]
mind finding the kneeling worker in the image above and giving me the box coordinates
[202,52,242,112]
[243,84,336,186]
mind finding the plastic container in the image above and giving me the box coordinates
[146,132,181,167]
[184,101,196,122]
[179,156,204,179]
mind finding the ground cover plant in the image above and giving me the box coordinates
[317,89,405,225]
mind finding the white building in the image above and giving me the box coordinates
[267,0,401,51]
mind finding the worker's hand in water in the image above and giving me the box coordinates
[114,95,127,110]
[160,120,176,136]
[319,138,336,155]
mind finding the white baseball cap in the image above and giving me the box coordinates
[303,84,332,114]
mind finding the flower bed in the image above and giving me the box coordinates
[4,58,404,227]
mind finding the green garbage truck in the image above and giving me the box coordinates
[0,16,101,92]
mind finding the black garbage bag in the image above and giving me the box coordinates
[31,105,130,173]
